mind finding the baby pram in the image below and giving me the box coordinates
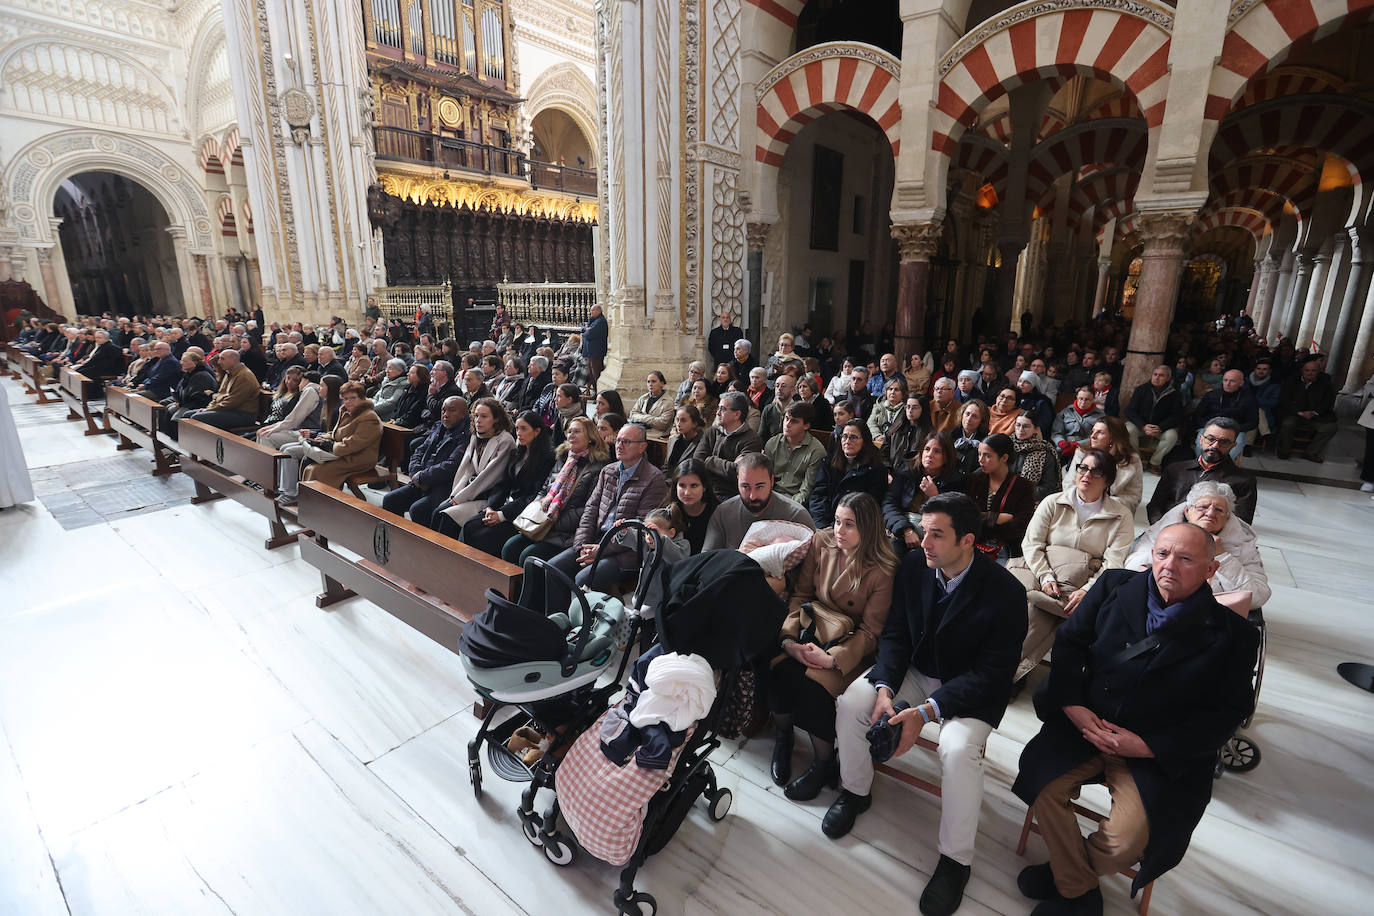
[459,520,665,803]
[534,549,788,915]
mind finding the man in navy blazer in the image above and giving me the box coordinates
[1012,524,1259,915]
[135,342,182,400]
[824,492,1027,916]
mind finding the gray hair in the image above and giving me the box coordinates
[720,391,748,413]
[386,358,407,373]
[1185,481,1236,511]
[749,366,767,380]
[529,355,549,372]
[432,360,455,379]
[734,339,752,353]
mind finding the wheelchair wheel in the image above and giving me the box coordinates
[1219,735,1261,773]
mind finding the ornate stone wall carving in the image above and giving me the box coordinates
[680,0,701,331]
[524,63,600,156]
[377,172,598,222]
[755,41,900,98]
[1,41,180,135]
[655,0,674,297]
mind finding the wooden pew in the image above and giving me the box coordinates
[296,481,523,654]
[344,422,412,498]
[646,433,668,468]
[18,352,60,404]
[57,367,109,436]
[105,386,181,476]
[2,344,22,380]
[178,417,303,550]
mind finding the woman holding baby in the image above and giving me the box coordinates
[768,492,897,803]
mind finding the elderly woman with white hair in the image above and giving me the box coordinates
[954,369,982,403]
[371,358,411,420]
[1124,481,1270,609]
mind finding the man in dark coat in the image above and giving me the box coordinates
[1275,355,1338,461]
[1192,369,1258,459]
[381,396,468,528]
[1012,524,1259,915]
[136,342,182,400]
[72,331,128,392]
[1146,418,1256,524]
[579,303,609,387]
[1123,364,1183,471]
[823,492,1027,916]
[707,311,744,371]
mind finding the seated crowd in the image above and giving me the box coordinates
[17,303,1299,916]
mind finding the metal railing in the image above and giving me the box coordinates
[375,126,597,194]
[496,282,597,331]
[375,281,453,334]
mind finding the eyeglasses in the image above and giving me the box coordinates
[1189,502,1229,516]
[838,433,863,442]
[615,437,646,446]
[1075,465,1105,479]
[1201,434,1236,448]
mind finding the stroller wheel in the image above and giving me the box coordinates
[615,891,657,916]
[1220,736,1261,773]
[542,832,576,866]
[469,760,483,797]
[521,818,543,847]
[707,788,733,822]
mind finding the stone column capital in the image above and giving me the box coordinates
[1136,211,1195,255]
[34,246,53,266]
[891,220,942,262]
[745,221,772,254]
[165,226,189,242]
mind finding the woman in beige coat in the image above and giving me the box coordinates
[298,382,383,491]
[433,397,516,535]
[1010,447,1134,681]
[770,492,897,801]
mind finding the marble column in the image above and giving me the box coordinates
[1279,251,1314,342]
[891,220,942,361]
[1121,211,1193,400]
[194,254,214,318]
[745,222,771,353]
[1265,250,1296,341]
[167,227,198,318]
[1091,256,1112,319]
[1329,228,1371,386]
[1344,272,1374,391]
[247,258,263,309]
[35,247,63,315]
[1313,233,1351,354]
[1295,241,1334,350]
[1251,256,1279,338]
[992,239,1026,336]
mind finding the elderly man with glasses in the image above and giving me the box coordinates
[1146,417,1256,525]
[518,423,668,612]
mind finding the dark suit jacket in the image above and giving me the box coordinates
[1146,456,1256,525]
[1278,372,1337,420]
[1013,570,1259,892]
[869,551,1027,728]
[140,355,182,399]
[75,343,127,384]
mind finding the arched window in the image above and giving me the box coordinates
[481,7,505,81]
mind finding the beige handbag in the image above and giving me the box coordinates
[513,500,555,540]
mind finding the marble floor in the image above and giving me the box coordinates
[2,373,1373,916]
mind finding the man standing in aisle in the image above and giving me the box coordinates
[580,303,609,388]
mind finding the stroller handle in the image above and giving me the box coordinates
[527,555,599,677]
[590,519,664,613]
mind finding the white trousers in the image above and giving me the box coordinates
[835,668,994,866]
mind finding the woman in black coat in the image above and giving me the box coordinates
[883,431,964,554]
[460,411,557,556]
[390,363,430,429]
[809,419,888,527]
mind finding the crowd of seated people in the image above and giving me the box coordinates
[19,301,1331,916]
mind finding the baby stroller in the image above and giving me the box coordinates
[458,520,664,805]
[534,549,788,915]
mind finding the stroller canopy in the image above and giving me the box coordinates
[649,550,788,670]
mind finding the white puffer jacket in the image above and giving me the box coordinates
[1124,504,1271,609]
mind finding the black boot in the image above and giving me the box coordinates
[1017,862,1058,900]
[770,728,794,787]
[783,756,838,801]
[919,854,972,916]
[821,790,871,839]
[1031,887,1103,915]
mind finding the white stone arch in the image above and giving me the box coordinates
[185,10,235,137]
[4,130,214,253]
[524,63,600,158]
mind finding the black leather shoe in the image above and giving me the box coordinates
[919,854,971,916]
[783,756,838,801]
[1017,862,1058,900]
[1030,887,1103,915]
[821,790,871,839]
[770,729,794,787]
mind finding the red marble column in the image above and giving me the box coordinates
[194,254,214,318]
[1121,211,1194,401]
[892,221,941,362]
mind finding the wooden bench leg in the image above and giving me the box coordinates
[151,447,179,477]
[115,434,138,451]
[264,514,298,551]
[313,537,357,607]
[190,478,225,505]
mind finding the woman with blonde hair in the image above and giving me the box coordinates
[770,492,897,799]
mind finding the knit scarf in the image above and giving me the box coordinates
[543,449,588,514]
[1013,436,1049,484]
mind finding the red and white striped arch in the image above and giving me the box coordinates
[931,3,1173,158]
[755,43,902,167]
[199,137,223,175]
[1093,197,1136,237]
[1234,66,1343,111]
[953,133,1009,183]
[1064,166,1139,223]
[217,197,237,237]
[1208,95,1374,182]
[746,0,806,29]
[1194,207,1269,243]
[1204,0,1374,121]
[241,200,253,235]
[1201,187,1291,231]
[1025,118,1148,207]
[1210,157,1317,220]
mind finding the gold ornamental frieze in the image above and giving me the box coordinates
[378,172,599,223]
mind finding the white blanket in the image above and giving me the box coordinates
[627,652,716,732]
